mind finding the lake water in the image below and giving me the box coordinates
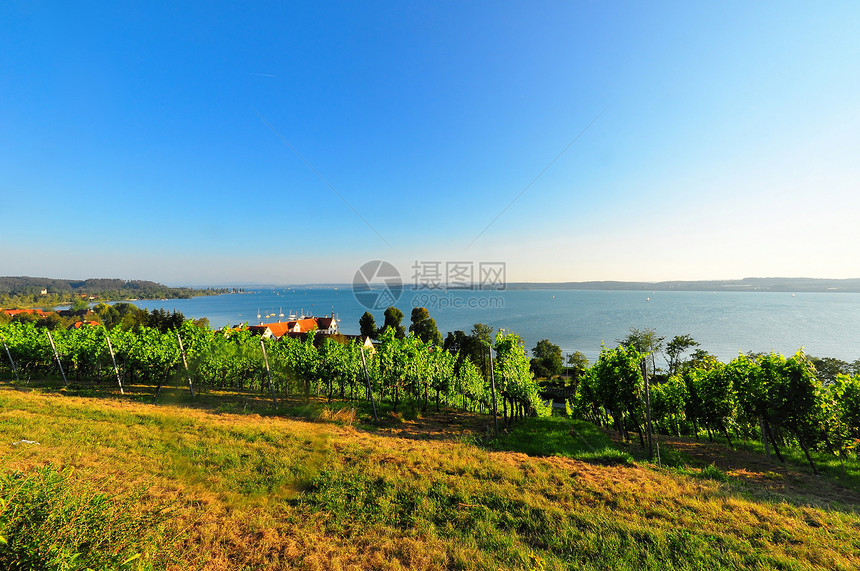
[127,288,860,365]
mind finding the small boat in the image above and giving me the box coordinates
[646,297,651,302]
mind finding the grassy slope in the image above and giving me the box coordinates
[1,387,859,570]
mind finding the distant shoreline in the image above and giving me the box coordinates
[220,277,860,294]
[503,277,860,293]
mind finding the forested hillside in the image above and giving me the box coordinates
[0,276,227,307]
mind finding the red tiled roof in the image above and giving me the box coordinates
[248,317,328,338]
[293,318,318,332]
[265,322,295,337]
[69,320,100,329]
[2,308,54,318]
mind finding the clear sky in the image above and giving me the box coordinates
[2,2,858,286]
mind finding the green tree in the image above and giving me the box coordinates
[443,330,467,355]
[469,323,494,378]
[566,351,589,384]
[688,348,716,369]
[147,308,185,333]
[359,311,378,340]
[443,329,469,374]
[617,327,664,375]
[530,339,563,379]
[471,323,493,345]
[409,307,442,345]
[382,307,406,339]
[809,356,850,385]
[445,324,494,379]
[96,302,148,330]
[664,334,700,376]
[70,297,90,312]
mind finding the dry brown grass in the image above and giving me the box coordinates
[316,405,357,426]
[2,386,860,570]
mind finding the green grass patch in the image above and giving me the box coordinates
[295,460,840,570]
[670,463,731,482]
[488,415,633,464]
[733,436,860,486]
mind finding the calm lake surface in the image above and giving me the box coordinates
[129,288,860,364]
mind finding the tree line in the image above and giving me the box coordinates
[0,276,229,308]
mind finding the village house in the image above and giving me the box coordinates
[233,313,374,349]
[247,313,340,339]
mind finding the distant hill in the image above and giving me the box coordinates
[0,276,227,302]
[507,277,860,293]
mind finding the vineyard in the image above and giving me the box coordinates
[575,345,860,474]
[0,321,549,424]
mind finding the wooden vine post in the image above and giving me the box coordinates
[360,344,379,422]
[488,343,499,438]
[46,330,68,387]
[760,417,771,457]
[105,333,124,394]
[176,333,195,397]
[259,338,278,407]
[1,335,20,383]
[641,359,654,460]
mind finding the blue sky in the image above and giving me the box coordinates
[2,1,858,285]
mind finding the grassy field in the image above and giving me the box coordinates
[1,384,859,570]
